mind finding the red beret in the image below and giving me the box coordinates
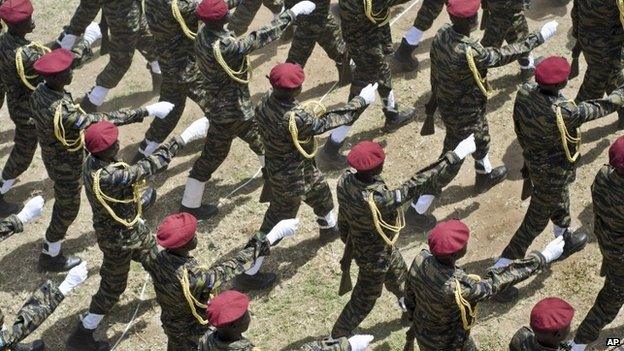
[530,297,575,333]
[428,219,470,256]
[269,63,305,89]
[347,141,386,172]
[196,0,228,22]
[609,136,624,172]
[206,290,250,327]
[0,0,33,25]
[535,56,571,86]
[33,49,74,76]
[156,212,198,249]
[447,0,480,18]
[84,121,119,155]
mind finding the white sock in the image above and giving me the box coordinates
[553,225,567,238]
[60,33,78,49]
[520,55,535,69]
[570,342,586,351]
[0,178,15,194]
[181,178,206,209]
[384,90,396,110]
[43,240,61,257]
[475,154,493,174]
[88,86,110,106]
[318,211,337,229]
[245,256,265,275]
[493,257,512,269]
[330,125,351,144]
[404,26,423,46]
[82,313,104,330]
[83,22,102,46]
[139,140,159,157]
[258,155,265,168]
[149,61,161,75]
[411,195,435,214]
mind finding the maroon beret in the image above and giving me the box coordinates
[0,0,33,25]
[268,63,305,89]
[530,297,575,333]
[84,121,119,155]
[156,212,198,249]
[447,0,480,18]
[33,49,74,76]
[347,141,386,172]
[196,0,228,22]
[609,136,624,173]
[428,219,470,256]
[535,56,571,86]
[206,290,250,327]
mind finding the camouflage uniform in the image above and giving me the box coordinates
[0,215,22,242]
[188,11,297,184]
[198,334,352,350]
[411,0,445,32]
[480,0,531,69]
[509,327,572,350]
[501,83,624,260]
[574,165,624,344]
[64,0,100,36]
[403,249,548,350]
[228,0,284,35]
[30,84,147,243]
[331,151,462,338]
[255,93,367,233]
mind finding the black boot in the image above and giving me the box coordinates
[474,166,508,193]
[147,64,163,94]
[66,322,110,351]
[558,229,588,261]
[407,208,437,232]
[492,286,519,303]
[319,226,341,244]
[10,340,45,351]
[383,104,415,132]
[179,204,219,220]
[393,38,419,72]
[0,193,22,218]
[316,138,346,170]
[519,67,534,82]
[80,93,98,113]
[38,251,82,272]
[336,60,353,86]
[233,272,277,291]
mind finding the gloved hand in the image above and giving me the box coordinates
[348,335,374,351]
[540,236,565,263]
[16,196,45,224]
[58,262,88,296]
[146,101,175,119]
[453,134,477,160]
[266,218,300,245]
[84,22,102,46]
[291,0,316,16]
[539,20,558,42]
[358,83,379,105]
[59,32,78,49]
[180,117,210,144]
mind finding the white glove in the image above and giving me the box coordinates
[348,335,374,351]
[180,117,210,144]
[266,218,300,245]
[84,22,102,46]
[358,83,379,105]
[539,20,558,42]
[16,196,44,224]
[59,32,78,50]
[146,101,175,119]
[540,236,565,263]
[453,134,477,160]
[58,262,88,296]
[291,0,316,16]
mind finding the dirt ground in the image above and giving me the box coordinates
[1,0,623,350]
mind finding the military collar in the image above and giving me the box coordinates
[269,93,298,108]
[346,170,385,189]
[213,333,255,350]
[5,31,29,46]
[40,83,70,100]
[446,24,477,45]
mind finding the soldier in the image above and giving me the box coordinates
[330,134,476,338]
[30,48,174,273]
[198,289,375,350]
[0,0,99,217]
[570,137,624,351]
[178,0,314,219]
[509,297,575,351]
[402,219,565,351]
[254,63,377,241]
[495,57,624,278]
[146,214,299,350]
[409,0,558,228]
[55,0,101,49]
[228,0,284,36]
[65,118,209,350]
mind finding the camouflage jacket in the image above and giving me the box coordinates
[195,10,295,123]
[573,0,624,43]
[592,165,624,276]
[337,151,461,268]
[404,249,547,349]
[198,333,351,351]
[339,0,409,27]
[430,24,543,109]
[0,215,22,242]
[285,0,330,18]
[483,0,526,14]
[514,83,624,181]
[509,327,571,351]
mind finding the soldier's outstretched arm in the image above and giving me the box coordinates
[294,96,368,138]
[567,89,624,127]
[67,103,148,130]
[231,10,296,55]
[0,197,44,242]
[473,31,544,69]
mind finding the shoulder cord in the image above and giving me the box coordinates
[363,0,389,26]
[466,47,494,99]
[16,43,51,90]
[555,103,581,163]
[53,102,86,152]
[617,0,624,28]
[92,162,146,227]
[289,101,326,159]
[453,274,481,331]
[180,267,214,325]
[212,40,252,84]
[171,0,197,40]
[367,192,405,246]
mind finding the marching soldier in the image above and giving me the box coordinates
[228,0,284,36]
[0,196,43,242]
[509,297,575,351]
[330,134,477,338]
[65,118,208,350]
[570,137,624,351]
[410,0,557,227]
[198,290,374,350]
[402,219,565,351]
[30,48,173,273]
[146,214,299,350]
[179,0,314,219]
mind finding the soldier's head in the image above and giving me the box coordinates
[34,48,75,88]
[535,56,570,94]
[85,121,121,160]
[268,62,305,100]
[347,141,385,180]
[530,298,574,348]
[207,290,252,339]
[447,0,480,33]
[0,0,35,36]
[157,212,199,254]
[428,219,470,265]
[609,136,624,176]
[196,0,230,29]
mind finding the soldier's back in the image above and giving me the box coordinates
[575,0,622,34]
[0,32,39,105]
[198,331,255,351]
[591,165,624,263]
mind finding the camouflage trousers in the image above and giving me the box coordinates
[331,248,407,338]
[575,38,624,103]
[403,333,476,351]
[228,0,284,35]
[166,333,203,351]
[481,9,530,66]
[286,12,346,67]
[89,223,158,315]
[42,156,82,243]
[188,118,264,182]
[2,115,38,181]
[65,0,100,35]
[412,0,446,31]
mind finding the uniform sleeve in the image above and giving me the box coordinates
[508,327,533,351]
[564,90,624,128]
[300,337,351,351]
[512,98,527,151]
[295,96,368,138]
[403,256,419,316]
[472,32,544,69]
[227,11,295,55]
[0,215,23,242]
[64,100,148,130]
[65,0,101,35]
[337,209,350,242]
